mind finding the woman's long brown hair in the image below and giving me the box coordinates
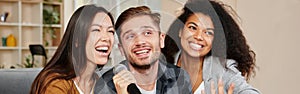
[30,5,114,94]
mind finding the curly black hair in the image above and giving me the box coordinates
[162,0,256,81]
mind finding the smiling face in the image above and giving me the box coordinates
[179,13,214,58]
[86,12,115,65]
[119,15,165,69]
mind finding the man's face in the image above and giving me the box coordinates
[119,15,165,69]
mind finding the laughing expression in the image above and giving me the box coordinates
[119,15,165,68]
[179,13,214,58]
[86,12,115,65]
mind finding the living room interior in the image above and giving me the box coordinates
[1,0,300,94]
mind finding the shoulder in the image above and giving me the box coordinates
[45,79,78,94]
[225,59,240,73]
[204,57,260,93]
[158,60,192,93]
[204,56,239,74]
[159,59,190,81]
[160,59,185,74]
[101,68,114,82]
[94,68,116,94]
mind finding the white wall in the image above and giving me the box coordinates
[236,0,300,93]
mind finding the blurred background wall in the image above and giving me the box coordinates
[237,0,300,94]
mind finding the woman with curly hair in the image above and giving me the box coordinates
[162,0,260,93]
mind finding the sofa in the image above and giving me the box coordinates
[0,68,42,94]
[0,67,112,94]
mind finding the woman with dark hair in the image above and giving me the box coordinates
[162,0,260,94]
[30,4,115,94]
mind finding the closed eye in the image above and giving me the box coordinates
[108,30,115,35]
[92,29,100,32]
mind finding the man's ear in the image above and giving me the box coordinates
[160,33,166,48]
[118,43,125,56]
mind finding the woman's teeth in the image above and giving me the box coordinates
[190,43,203,50]
[96,47,108,53]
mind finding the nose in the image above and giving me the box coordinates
[134,35,146,47]
[99,31,109,42]
[194,29,204,41]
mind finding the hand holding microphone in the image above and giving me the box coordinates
[113,64,141,94]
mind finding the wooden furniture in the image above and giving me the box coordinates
[0,0,63,68]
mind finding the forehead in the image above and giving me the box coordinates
[120,15,158,33]
[187,13,214,28]
[91,12,112,26]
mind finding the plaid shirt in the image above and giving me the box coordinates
[94,59,192,94]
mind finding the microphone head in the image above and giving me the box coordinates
[113,64,127,74]
[127,83,142,94]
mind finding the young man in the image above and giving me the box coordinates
[94,6,192,94]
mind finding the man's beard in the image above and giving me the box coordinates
[127,52,161,70]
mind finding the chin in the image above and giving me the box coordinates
[96,59,108,65]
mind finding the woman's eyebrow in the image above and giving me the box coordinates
[91,24,102,27]
[186,22,198,27]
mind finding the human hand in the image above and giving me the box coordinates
[113,70,137,94]
[201,79,234,94]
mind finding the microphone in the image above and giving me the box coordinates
[113,64,127,74]
[113,64,141,94]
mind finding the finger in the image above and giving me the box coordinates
[218,79,224,94]
[113,74,123,84]
[121,71,136,83]
[113,70,131,82]
[211,81,215,94]
[227,83,235,94]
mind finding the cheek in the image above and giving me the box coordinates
[181,30,192,39]
[109,35,115,44]
[122,43,131,52]
[88,34,97,43]
[205,37,214,48]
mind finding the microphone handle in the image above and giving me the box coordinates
[127,83,141,94]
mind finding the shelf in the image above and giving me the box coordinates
[45,46,57,50]
[21,46,58,50]
[0,47,19,50]
[0,0,63,68]
[0,50,19,66]
[21,23,41,27]
[0,22,19,26]
[0,26,19,42]
[22,0,43,3]
[43,24,61,27]
[0,1,19,23]
[0,0,19,2]
[21,47,29,50]
[21,27,42,47]
[43,1,62,5]
[21,2,42,24]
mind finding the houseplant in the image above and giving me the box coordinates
[43,9,60,46]
[17,55,36,68]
